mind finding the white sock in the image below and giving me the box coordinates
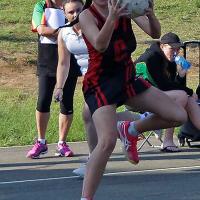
[38,139,46,144]
[139,112,151,120]
[128,122,140,136]
[58,141,64,145]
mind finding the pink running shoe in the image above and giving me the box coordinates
[26,140,48,159]
[55,142,74,157]
[117,121,139,164]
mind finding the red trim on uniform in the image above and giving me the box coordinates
[113,39,127,62]
[97,86,108,107]
[138,77,151,87]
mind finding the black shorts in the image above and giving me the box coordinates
[83,76,151,115]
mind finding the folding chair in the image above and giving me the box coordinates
[178,40,200,147]
[137,131,163,151]
[124,109,163,151]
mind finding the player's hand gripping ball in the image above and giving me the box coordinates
[119,0,150,17]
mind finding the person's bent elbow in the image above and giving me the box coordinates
[150,29,161,39]
[151,32,161,39]
[94,42,108,53]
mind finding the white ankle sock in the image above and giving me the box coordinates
[38,139,46,144]
[139,112,151,120]
[58,141,64,145]
[128,122,140,136]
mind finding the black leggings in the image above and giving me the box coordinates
[36,75,78,115]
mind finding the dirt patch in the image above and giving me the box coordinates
[0,46,199,92]
[0,64,37,91]
[0,64,84,92]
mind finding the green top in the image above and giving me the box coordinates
[135,62,157,87]
[31,0,46,32]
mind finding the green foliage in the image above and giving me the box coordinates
[155,0,199,38]
[0,0,37,58]
[0,85,86,146]
[196,0,200,8]
[0,0,199,59]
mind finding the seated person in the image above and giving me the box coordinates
[135,32,200,152]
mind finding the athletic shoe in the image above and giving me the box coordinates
[55,142,73,157]
[73,163,86,178]
[26,140,48,159]
[117,121,139,164]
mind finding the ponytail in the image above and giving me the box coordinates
[61,0,93,27]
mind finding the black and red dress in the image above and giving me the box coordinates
[82,5,151,115]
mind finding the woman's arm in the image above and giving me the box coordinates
[79,0,129,52]
[56,30,71,89]
[32,2,59,37]
[133,0,161,39]
[37,25,59,37]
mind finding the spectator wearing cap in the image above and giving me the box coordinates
[135,32,200,152]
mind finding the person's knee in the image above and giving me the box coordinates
[98,134,117,154]
[174,107,188,125]
[175,91,188,107]
[60,100,73,115]
[36,100,50,112]
[60,109,73,115]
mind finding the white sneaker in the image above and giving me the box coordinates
[73,164,86,178]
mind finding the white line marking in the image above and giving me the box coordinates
[0,176,79,185]
[1,165,200,185]
[104,165,200,176]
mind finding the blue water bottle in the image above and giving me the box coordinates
[175,56,191,70]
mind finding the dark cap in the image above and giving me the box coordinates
[160,32,183,48]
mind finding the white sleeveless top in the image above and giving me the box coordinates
[61,27,88,75]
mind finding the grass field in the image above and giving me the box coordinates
[0,0,199,146]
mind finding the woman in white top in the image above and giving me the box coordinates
[55,0,98,156]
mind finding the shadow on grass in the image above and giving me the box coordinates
[0,35,37,43]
